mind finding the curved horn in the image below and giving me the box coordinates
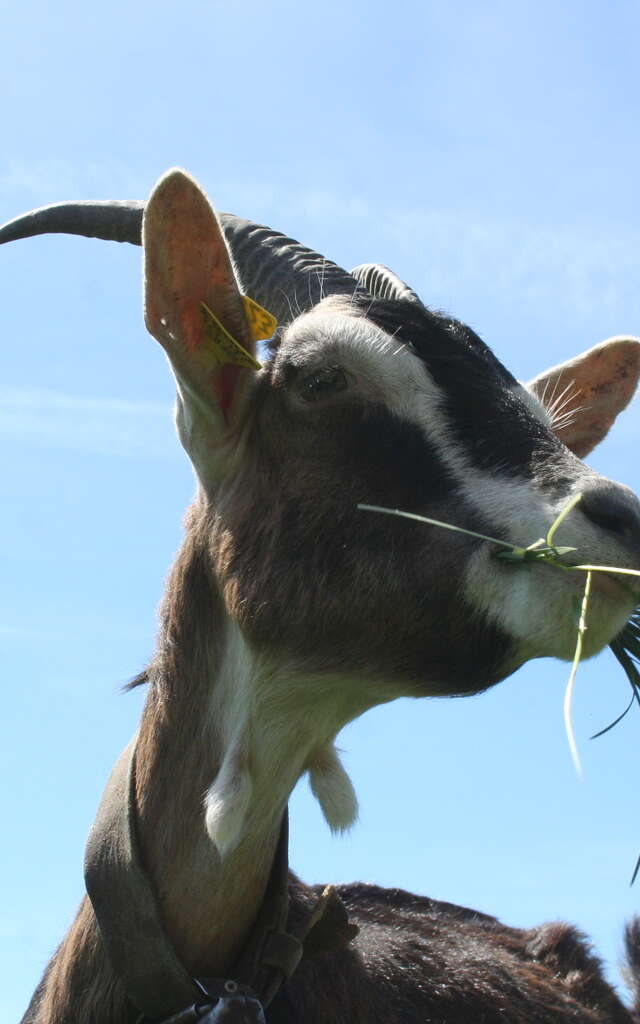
[0,200,146,245]
[351,263,424,306]
[218,215,366,326]
[0,200,366,325]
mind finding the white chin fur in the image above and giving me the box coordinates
[308,743,358,833]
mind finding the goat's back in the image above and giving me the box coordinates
[270,880,637,1023]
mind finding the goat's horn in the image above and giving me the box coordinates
[351,263,424,306]
[219,215,366,325]
[0,200,366,325]
[0,200,145,245]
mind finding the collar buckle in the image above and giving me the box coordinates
[138,980,266,1024]
[193,979,266,1023]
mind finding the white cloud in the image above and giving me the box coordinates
[2,161,637,326]
[343,203,637,323]
[0,157,147,207]
[214,181,639,323]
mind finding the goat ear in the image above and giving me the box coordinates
[143,169,259,481]
[527,336,640,458]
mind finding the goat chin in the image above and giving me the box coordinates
[464,542,637,671]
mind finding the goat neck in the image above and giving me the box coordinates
[130,523,359,978]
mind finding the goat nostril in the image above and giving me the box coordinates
[590,511,630,536]
[580,486,640,543]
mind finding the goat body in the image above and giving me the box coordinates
[5,169,640,1023]
[273,881,640,1023]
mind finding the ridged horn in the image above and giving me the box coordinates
[0,200,146,245]
[0,200,366,325]
[351,263,424,306]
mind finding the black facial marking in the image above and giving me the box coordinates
[349,297,562,476]
[223,360,516,695]
[273,400,456,510]
[244,297,557,692]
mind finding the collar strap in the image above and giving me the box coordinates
[84,740,358,1021]
[85,740,204,1018]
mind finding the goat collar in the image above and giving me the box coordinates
[84,739,358,1023]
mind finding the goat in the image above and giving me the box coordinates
[3,167,640,1023]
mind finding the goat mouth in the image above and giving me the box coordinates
[558,570,640,662]
[588,571,639,603]
[551,554,640,605]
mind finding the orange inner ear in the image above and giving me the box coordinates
[529,337,640,458]
[143,169,258,425]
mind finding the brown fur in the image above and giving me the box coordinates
[270,882,639,1023]
[23,520,639,1023]
[19,172,640,1022]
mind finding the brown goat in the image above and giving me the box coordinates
[5,168,640,1023]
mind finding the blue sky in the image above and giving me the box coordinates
[1,0,640,1018]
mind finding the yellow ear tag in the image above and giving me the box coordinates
[242,295,278,342]
[200,302,263,371]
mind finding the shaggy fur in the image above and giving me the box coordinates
[268,881,640,1024]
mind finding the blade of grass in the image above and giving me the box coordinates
[597,617,640,737]
[563,571,592,780]
[546,491,583,547]
[570,565,640,578]
[590,692,636,739]
[356,505,521,551]
[359,496,640,878]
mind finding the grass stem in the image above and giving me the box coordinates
[563,571,592,781]
[356,505,519,550]
[357,496,640,877]
[546,491,583,547]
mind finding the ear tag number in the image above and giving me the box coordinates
[200,302,262,371]
[242,295,277,342]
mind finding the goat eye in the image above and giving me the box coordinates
[299,366,349,401]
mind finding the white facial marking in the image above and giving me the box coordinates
[284,306,556,546]
[283,304,636,661]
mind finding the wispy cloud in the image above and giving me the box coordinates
[385,207,639,322]
[216,182,639,324]
[0,157,147,208]
[2,161,637,325]
[0,624,32,637]
[0,388,177,459]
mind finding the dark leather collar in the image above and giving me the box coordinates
[84,739,358,1022]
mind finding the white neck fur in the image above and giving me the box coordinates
[204,622,361,857]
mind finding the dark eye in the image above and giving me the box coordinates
[298,366,349,402]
